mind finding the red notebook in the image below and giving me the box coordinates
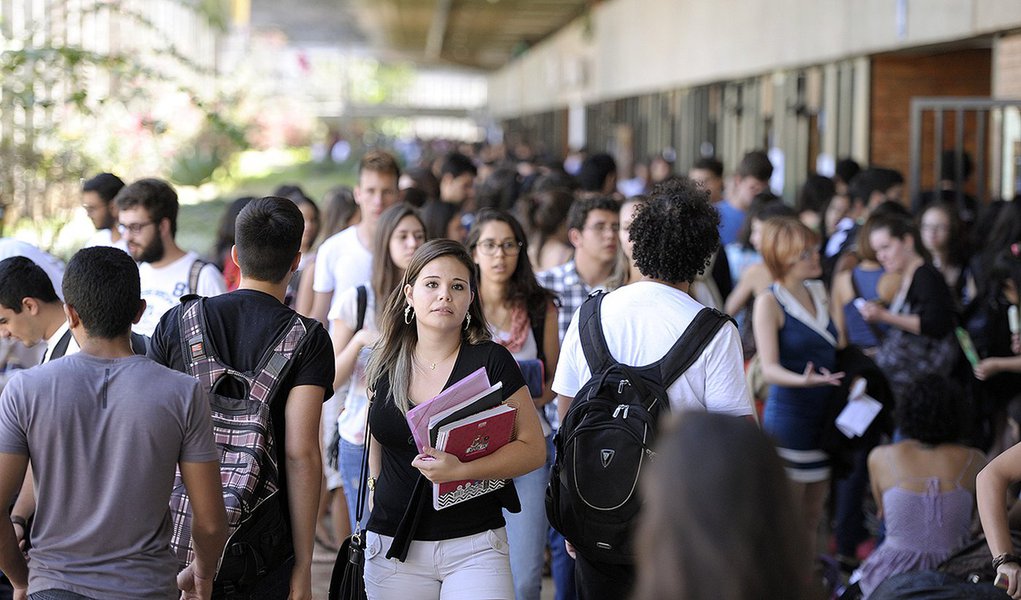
[432,404,517,510]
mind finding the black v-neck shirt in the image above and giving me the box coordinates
[367,341,526,540]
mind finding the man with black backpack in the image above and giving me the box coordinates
[149,197,335,599]
[548,178,755,600]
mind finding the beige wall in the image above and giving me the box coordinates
[489,0,1021,118]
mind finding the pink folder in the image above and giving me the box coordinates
[405,367,490,452]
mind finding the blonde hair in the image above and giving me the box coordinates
[760,217,820,280]
[365,239,491,414]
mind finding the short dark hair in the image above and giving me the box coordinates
[940,149,973,182]
[691,157,724,179]
[566,194,620,232]
[441,152,477,180]
[0,257,60,311]
[114,178,179,236]
[796,174,836,214]
[577,153,617,192]
[835,158,861,185]
[63,247,140,339]
[630,178,720,283]
[82,173,125,203]
[475,166,521,212]
[847,168,904,206]
[234,196,304,283]
[896,376,966,444]
[736,150,773,181]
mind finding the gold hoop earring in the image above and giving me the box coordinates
[464,313,471,330]
[404,304,415,325]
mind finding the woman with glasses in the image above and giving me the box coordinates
[753,216,844,555]
[918,202,970,306]
[467,208,559,600]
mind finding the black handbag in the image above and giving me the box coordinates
[328,402,371,600]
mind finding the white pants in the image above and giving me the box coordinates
[364,528,514,600]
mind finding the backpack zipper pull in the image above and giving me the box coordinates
[618,379,629,394]
[613,404,629,419]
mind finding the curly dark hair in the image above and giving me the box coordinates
[629,178,720,283]
[896,376,965,445]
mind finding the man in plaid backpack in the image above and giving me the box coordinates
[150,197,335,599]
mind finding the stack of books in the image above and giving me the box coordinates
[406,367,517,510]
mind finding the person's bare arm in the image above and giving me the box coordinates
[177,460,228,600]
[557,394,573,425]
[283,385,325,600]
[293,257,318,319]
[753,292,844,388]
[537,301,561,409]
[0,453,30,592]
[859,302,921,335]
[979,442,1021,598]
[10,464,33,551]
[413,386,546,482]
[310,291,333,328]
[830,272,853,349]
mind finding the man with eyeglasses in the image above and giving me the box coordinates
[535,194,621,600]
[115,178,227,336]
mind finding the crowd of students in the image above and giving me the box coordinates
[1,142,1021,600]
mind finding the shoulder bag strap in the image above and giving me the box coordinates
[658,308,734,386]
[188,259,208,295]
[354,400,371,535]
[355,285,368,333]
[48,329,74,361]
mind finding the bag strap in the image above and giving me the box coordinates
[353,399,371,535]
[578,292,612,374]
[355,285,368,333]
[658,307,734,387]
[48,329,74,361]
[188,259,208,295]
[178,297,311,405]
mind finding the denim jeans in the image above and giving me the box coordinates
[339,438,370,531]
[503,441,550,600]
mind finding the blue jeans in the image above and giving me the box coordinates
[339,438,370,531]
[503,441,550,600]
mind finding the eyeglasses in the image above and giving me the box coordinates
[118,221,155,235]
[476,240,522,256]
[584,223,620,234]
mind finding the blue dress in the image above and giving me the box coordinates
[842,266,889,351]
[762,282,839,483]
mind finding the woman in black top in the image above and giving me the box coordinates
[860,215,958,400]
[362,239,546,599]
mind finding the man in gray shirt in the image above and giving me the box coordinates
[0,247,228,600]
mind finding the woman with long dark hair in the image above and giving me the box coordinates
[329,204,427,538]
[467,208,559,600]
[363,239,546,599]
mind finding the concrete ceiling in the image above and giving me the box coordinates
[250,0,590,70]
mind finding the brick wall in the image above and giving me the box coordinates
[870,49,991,197]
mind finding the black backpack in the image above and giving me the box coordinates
[546,291,732,564]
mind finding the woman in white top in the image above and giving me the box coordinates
[468,208,559,600]
[329,203,427,530]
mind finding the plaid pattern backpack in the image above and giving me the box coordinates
[168,297,312,589]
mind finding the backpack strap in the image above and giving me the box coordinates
[48,329,74,361]
[530,302,547,376]
[578,292,612,374]
[250,315,311,406]
[178,297,220,388]
[188,259,209,295]
[355,285,368,333]
[658,307,735,386]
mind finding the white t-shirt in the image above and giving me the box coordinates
[329,284,377,445]
[313,227,373,317]
[84,229,129,253]
[136,252,226,335]
[552,281,754,417]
